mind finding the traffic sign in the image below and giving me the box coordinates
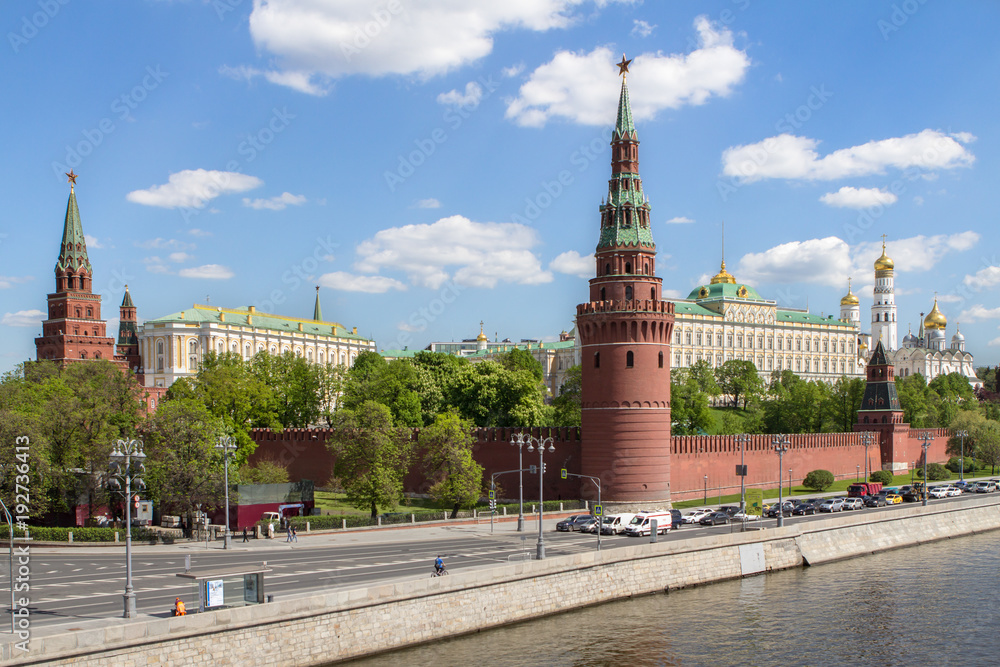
[594,504,603,517]
[561,468,567,479]
[488,489,495,500]
[745,489,764,516]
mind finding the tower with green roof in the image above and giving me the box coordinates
[576,57,676,507]
[35,173,118,366]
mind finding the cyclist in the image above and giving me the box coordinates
[434,555,445,576]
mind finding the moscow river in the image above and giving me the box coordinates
[345,530,1000,666]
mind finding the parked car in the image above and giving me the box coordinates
[765,502,795,518]
[928,486,949,499]
[577,517,599,533]
[863,494,887,507]
[731,510,761,522]
[600,513,637,535]
[817,499,841,513]
[719,506,741,518]
[884,493,903,505]
[670,509,683,529]
[623,510,673,536]
[682,510,711,524]
[556,514,591,532]
[699,511,729,526]
[792,501,818,515]
[975,481,998,493]
[842,498,864,511]
[943,486,962,497]
[954,481,973,493]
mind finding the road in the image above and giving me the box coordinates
[14,491,990,632]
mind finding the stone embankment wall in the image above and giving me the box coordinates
[5,495,998,666]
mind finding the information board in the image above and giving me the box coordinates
[744,489,764,516]
[207,579,224,607]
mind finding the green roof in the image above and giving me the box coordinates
[55,190,92,275]
[380,349,418,358]
[686,282,765,301]
[775,310,852,327]
[121,286,135,308]
[144,304,370,341]
[672,301,722,318]
[613,78,636,141]
[467,339,576,359]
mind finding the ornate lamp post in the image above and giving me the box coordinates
[108,438,146,618]
[509,434,529,532]
[861,431,875,481]
[955,429,969,482]
[525,435,555,560]
[216,436,237,549]
[772,435,789,527]
[737,433,749,510]
[788,468,793,497]
[703,475,708,505]
[856,464,860,482]
[918,432,935,506]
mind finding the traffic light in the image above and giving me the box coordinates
[530,464,537,474]
[542,462,546,474]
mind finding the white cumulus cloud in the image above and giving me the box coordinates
[631,19,656,38]
[820,186,898,209]
[0,276,32,289]
[437,82,482,108]
[505,17,749,127]
[549,250,594,278]
[2,310,45,327]
[178,264,234,280]
[737,236,852,286]
[413,198,441,209]
[722,130,975,183]
[168,252,192,263]
[243,0,581,93]
[243,192,307,211]
[958,305,1000,323]
[665,216,695,224]
[127,170,263,209]
[318,272,407,294]
[84,235,104,249]
[964,265,1000,290]
[852,232,979,274]
[353,215,552,289]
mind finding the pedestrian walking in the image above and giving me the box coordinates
[242,527,249,543]
[291,525,297,542]
[286,525,293,542]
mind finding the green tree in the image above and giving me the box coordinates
[238,460,290,485]
[420,412,484,518]
[972,421,1000,474]
[688,359,721,397]
[896,373,931,427]
[823,376,866,432]
[715,360,764,409]
[142,399,226,525]
[947,410,986,460]
[802,469,834,491]
[869,470,893,485]
[495,348,544,383]
[551,365,581,427]
[250,352,323,427]
[341,352,422,427]
[445,361,547,427]
[671,375,713,435]
[329,401,412,518]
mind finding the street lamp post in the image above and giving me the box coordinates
[509,434,529,532]
[737,434,749,510]
[525,435,555,560]
[788,468,793,497]
[918,432,935,507]
[108,438,146,619]
[956,429,969,482]
[772,435,789,528]
[703,475,708,505]
[856,464,860,482]
[215,436,237,549]
[861,431,875,482]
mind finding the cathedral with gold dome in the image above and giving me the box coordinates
[861,240,980,388]
[668,256,866,381]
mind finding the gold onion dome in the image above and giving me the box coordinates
[476,321,488,342]
[840,279,859,306]
[924,298,947,330]
[709,260,736,285]
[874,242,894,271]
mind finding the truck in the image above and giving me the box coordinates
[623,510,672,537]
[599,513,636,535]
[847,482,883,498]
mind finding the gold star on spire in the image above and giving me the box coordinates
[66,170,78,191]
[617,54,632,77]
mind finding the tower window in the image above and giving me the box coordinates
[625,262,632,274]
[658,351,663,368]
[86,308,92,317]
[600,287,606,301]
[625,286,633,300]
[651,287,655,300]
[594,352,600,368]
[605,263,611,275]
[626,351,634,368]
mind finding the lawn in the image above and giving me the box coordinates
[314,490,446,516]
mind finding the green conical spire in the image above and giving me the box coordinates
[121,285,135,308]
[613,77,636,141]
[55,187,92,275]
[313,286,323,321]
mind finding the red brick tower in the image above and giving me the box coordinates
[35,173,118,365]
[116,285,142,372]
[576,57,675,506]
[854,338,909,470]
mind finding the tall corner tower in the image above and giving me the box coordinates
[576,56,675,507]
[854,338,908,470]
[117,285,141,371]
[871,238,898,350]
[35,173,118,365]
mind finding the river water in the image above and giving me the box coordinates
[344,530,1000,666]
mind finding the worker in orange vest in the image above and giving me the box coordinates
[173,597,186,616]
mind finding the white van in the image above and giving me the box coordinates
[600,513,636,535]
[623,510,672,536]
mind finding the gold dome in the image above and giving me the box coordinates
[476,320,488,342]
[709,260,736,285]
[840,278,859,306]
[923,298,947,330]
[874,241,894,271]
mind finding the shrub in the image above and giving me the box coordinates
[945,456,975,473]
[27,526,157,542]
[802,469,835,491]
[869,470,894,485]
[915,462,950,481]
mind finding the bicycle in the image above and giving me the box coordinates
[431,566,448,577]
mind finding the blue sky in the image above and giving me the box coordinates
[2,0,999,372]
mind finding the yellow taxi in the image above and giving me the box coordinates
[884,493,903,505]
